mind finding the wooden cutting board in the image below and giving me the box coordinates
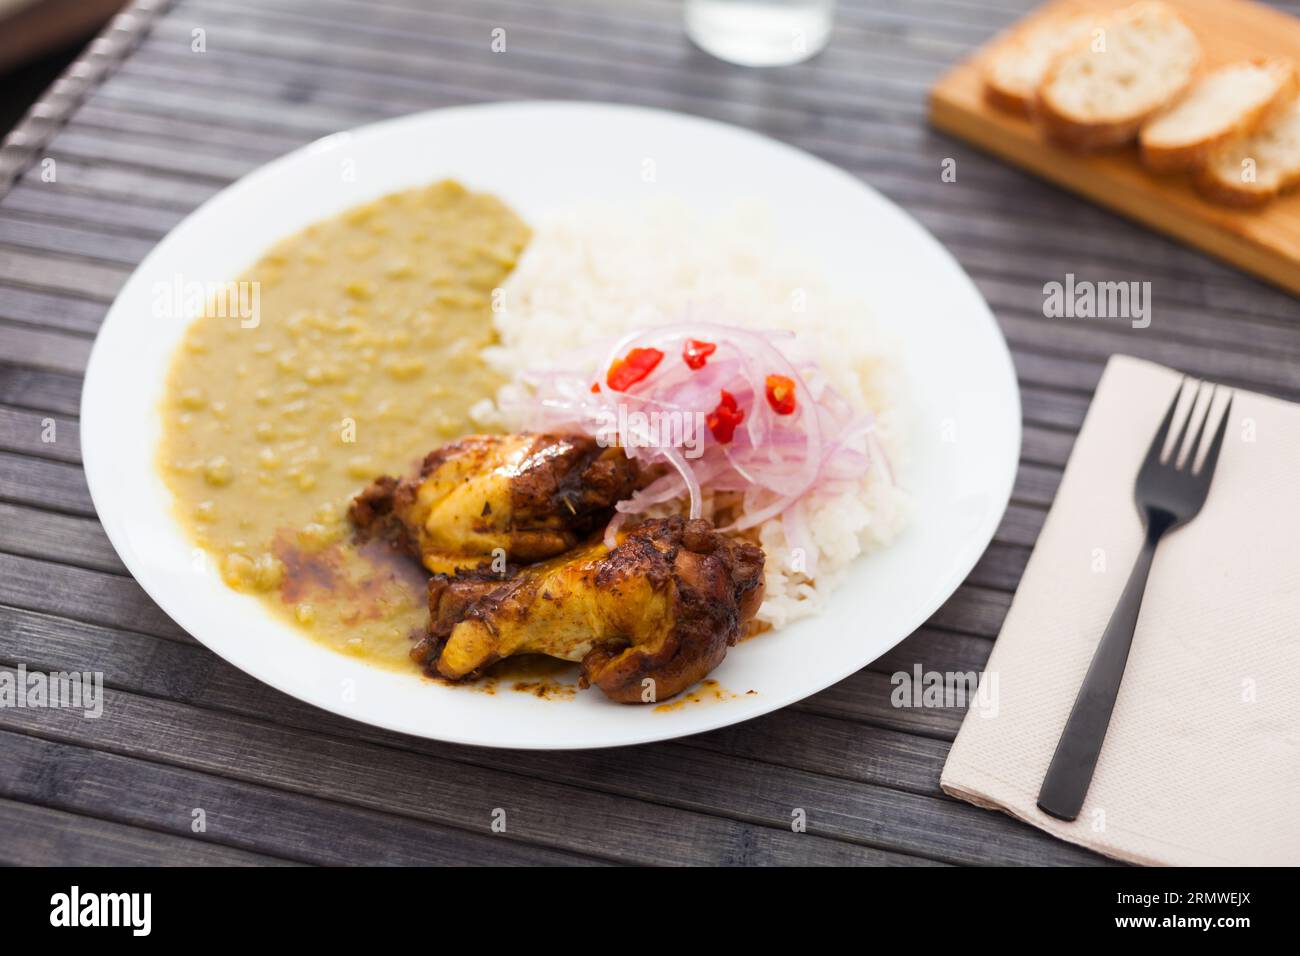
[929,0,1300,297]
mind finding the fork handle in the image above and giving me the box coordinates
[1037,526,1163,821]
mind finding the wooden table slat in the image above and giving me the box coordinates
[0,796,298,866]
[0,501,124,574]
[0,667,953,866]
[0,450,94,515]
[0,363,83,415]
[0,604,1104,864]
[0,731,604,866]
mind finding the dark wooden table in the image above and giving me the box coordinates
[0,0,1296,867]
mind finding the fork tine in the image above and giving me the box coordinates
[1196,393,1234,478]
[1143,377,1186,471]
[1184,384,1216,470]
[1169,380,1203,467]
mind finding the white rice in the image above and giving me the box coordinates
[480,198,911,629]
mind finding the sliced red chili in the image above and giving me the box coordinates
[707,388,745,444]
[765,374,797,415]
[606,347,663,392]
[682,339,717,370]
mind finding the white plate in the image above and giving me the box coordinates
[82,102,1020,750]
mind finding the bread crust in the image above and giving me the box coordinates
[1192,172,1279,207]
[1038,109,1157,150]
[1194,96,1300,206]
[985,80,1036,116]
[1194,152,1300,206]
[983,6,1094,116]
[1140,59,1298,173]
[1036,1,1201,151]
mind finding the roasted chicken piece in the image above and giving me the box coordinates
[349,433,638,574]
[413,516,765,703]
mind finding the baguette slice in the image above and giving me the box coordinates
[1196,97,1300,206]
[1038,2,1201,150]
[984,9,1096,115]
[1141,58,1297,172]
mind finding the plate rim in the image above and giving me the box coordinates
[81,99,1022,749]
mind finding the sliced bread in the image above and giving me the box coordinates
[1038,2,1202,150]
[1140,58,1297,172]
[1196,97,1300,206]
[984,9,1096,115]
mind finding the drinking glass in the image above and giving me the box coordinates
[685,0,836,67]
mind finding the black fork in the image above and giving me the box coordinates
[1037,378,1234,822]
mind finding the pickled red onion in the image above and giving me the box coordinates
[501,323,880,552]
